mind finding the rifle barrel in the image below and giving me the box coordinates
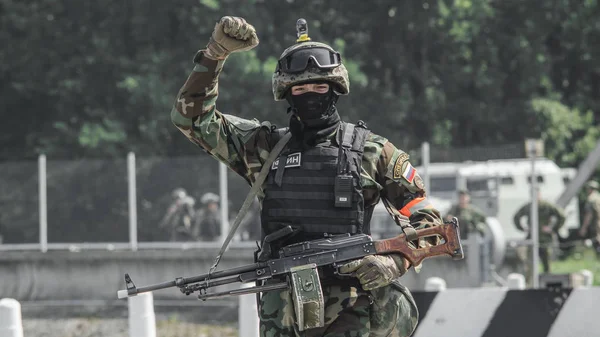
[137,280,178,294]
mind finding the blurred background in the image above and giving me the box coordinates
[1,0,599,336]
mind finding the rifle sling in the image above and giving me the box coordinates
[208,132,292,275]
[382,197,418,242]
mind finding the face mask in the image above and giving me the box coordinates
[288,91,336,121]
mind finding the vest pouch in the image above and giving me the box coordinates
[289,263,325,331]
[334,174,353,208]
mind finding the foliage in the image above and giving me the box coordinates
[551,247,600,286]
[1,0,598,161]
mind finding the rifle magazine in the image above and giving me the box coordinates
[289,264,325,331]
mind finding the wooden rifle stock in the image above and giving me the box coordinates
[374,217,464,266]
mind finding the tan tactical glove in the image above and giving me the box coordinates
[338,254,408,291]
[205,16,259,60]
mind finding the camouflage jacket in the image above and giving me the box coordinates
[445,204,487,238]
[513,199,566,242]
[584,190,600,238]
[170,50,442,243]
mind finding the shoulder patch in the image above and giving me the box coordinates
[400,161,417,183]
[414,174,425,190]
[392,153,410,180]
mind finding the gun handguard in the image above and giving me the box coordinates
[117,218,463,300]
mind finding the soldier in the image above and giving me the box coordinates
[579,180,600,256]
[159,188,196,241]
[444,189,487,239]
[513,190,565,275]
[171,16,443,337]
[192,192,222,241]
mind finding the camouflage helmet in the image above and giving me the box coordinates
[171,188,187,199]
[586,180,599,190]
[201,192,220,204]
[272,19,350,101]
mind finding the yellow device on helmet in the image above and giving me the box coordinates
[296,18,311,42]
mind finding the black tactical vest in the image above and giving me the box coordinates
[260,122,372,248]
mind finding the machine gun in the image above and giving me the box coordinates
[117,218,463,302]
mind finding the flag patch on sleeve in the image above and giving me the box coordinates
[402,163,417,183]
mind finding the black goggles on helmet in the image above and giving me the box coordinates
[277,47,342,74]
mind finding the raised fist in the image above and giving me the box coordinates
[205,16,259,60]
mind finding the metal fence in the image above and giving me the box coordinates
[0,141,532,251]
[0,153,259,251]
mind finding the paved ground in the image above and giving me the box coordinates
[22,318,239,337]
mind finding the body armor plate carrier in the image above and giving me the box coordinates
[261,122,372,252]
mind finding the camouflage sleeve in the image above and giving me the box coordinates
[375,137,442,246]
[513,203,529,231]
[542,202,566,230]
[581,199,595,229]
[170,50,273,184]
[553,205,566,229]
[473,206,487,224]
[584,199,593,215]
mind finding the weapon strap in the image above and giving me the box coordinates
[208,131,292,275]
[381,197,418,242]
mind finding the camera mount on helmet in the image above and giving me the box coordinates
[296,18,310,42]
[271,18,350,101]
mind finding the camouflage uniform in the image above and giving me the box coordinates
[582,182,600,255]
[513,199,565,274]
[445,204,486,240]
[159,188,196,241]
[171,19,442,337]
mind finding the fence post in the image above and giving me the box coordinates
[421,142,430,191]
[219,162,230,242]
[0,298,24,337]
[127,152,138,251]
[38,154,47,253]
[239,283,259,337]
[128,292,156,337]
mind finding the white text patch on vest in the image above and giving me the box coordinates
[271,152,302,170]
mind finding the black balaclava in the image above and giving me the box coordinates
[286,85,341,148]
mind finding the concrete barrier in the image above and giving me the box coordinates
[0,298,23,337]
[411,287,599,337]
[413,288,508,337]
[547,287,600,337]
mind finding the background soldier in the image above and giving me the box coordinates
[444,189,487,239]
[579,180,600,256]
[192,192,222,241]
[170,16,443,337]
[513,190,565,277]
[158,188,196,241]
